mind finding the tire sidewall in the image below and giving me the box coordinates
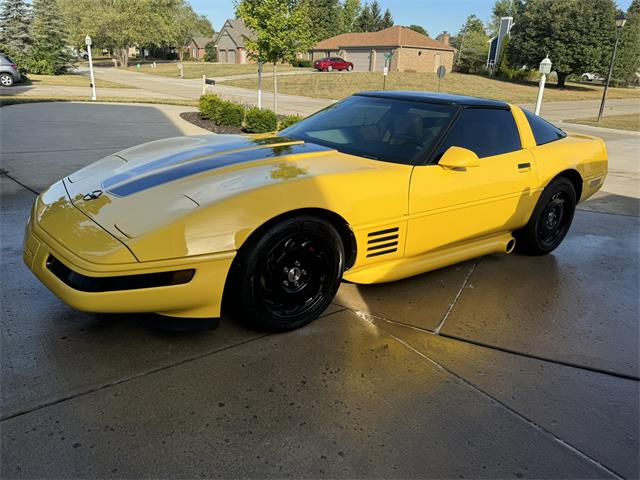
[233,217,344,331]
[0,74,14,87]
[521,178,576,254]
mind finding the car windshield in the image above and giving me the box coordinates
[280,95,457,165]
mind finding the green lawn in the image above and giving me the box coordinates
[568,113,640,132]
[25,74,131,89]
[126,62,303,78]
[225,71,640,104]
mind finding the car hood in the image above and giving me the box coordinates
[63,134,372,247]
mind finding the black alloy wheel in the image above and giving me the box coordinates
[225,216,344,332]
[515,177,577,255]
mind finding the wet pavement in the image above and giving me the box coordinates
[1,103,638,478]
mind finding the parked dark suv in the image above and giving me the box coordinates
[0,54,22,87]
[314,57,354,72]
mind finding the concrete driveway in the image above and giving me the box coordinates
[1,102,638,478]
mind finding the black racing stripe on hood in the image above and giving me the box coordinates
[102,136,298,190]
[108,142,333,197]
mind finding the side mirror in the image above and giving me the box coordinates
[439,146,480,169]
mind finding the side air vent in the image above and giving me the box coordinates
[367,227,399,258]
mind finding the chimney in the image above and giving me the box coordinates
[437,31,450,46]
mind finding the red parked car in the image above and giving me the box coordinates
[314,57,354,72]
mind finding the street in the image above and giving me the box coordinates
[1,101,638,478]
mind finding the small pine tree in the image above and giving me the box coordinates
[30,0,72,74]
[0,0,32,53]
[381,8,393,29]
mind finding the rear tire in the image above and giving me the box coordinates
[514,177,577,255]
[0,73,14,87]
[225,216,345,332]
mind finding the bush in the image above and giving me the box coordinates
[214,100,244,127]
[204,41,217,62]
[199,93,224,120]
[244,107,277,133]
[279,114,303,130]
[291,59,312,68]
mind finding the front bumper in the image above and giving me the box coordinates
[24,216,235,319]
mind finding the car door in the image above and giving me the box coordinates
[406,107,538,257]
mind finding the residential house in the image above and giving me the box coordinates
[311,26,455,73]
[187,36,215,61]
[487,17,513,68]
[214,18,256,64]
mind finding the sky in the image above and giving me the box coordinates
[190,0,634,36]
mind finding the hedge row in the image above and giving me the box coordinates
[290,59,312,68]
[199,94,303,133]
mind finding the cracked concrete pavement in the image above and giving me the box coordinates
[0,102,638,478]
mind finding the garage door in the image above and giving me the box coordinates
[374,49,393,72]
[228,50,236,64]
[219,50,227,63]
[345,49,371,72]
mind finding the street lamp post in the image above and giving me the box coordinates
[597,13,627,122]
[534,55,552,116]
[85,35,96,101]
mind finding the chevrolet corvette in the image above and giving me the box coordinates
[23,92,608,331]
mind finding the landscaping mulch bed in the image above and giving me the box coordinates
[180,111,244,134]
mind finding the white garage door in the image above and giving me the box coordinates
[228,50,236,64]
[345,49,371,72]
[374,49,393,72]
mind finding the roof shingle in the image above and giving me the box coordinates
[313,26,454,51]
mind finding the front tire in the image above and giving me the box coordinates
[0,73,14,87]
[327,65,333,72]
[347,65,353,71]
[514,177,577,255]
[225,216,345,332]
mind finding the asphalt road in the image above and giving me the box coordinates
[1,102,638,478]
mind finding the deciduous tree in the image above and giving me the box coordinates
[489,0,523,34]
[303,0,341,41]
[612,0,640,85]
[236,0,313,114]
[339,0,361,33]
[451,15,488,73]
[508,0,618,88]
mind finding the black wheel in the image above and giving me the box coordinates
[347,65,353,71]
[514,177,576,255]
[0,73,14,87]
[225,216,344,332]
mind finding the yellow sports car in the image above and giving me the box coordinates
[23,92,607,331]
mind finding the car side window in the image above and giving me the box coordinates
[435,107,521,160]
[523,109,567,145]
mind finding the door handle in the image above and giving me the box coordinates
[518,162,532,172]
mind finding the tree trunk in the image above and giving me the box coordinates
[556,72,568,89]
[273,62,278,115]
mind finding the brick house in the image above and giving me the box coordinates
[214,18,256,64]
[187,36,215,60]
[311,26,455,73]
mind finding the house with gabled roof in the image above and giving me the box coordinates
[311,26,455,73]
[187,36,215,60]
[214,18,256,64]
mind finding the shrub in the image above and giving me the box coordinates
[214,100,244,127]
[244,107,277,133]
[204,41,217,62]
[199,93,224,120]
[291,59,312,68]
[279,114,303,130]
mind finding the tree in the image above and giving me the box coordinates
[303,0,341,41]
[30,0,72,74]
[339,0,361,33]
[612,0,640,85]
[451,15,488,73]
[355,2,373,31]
[236,0,314,114]
[381,8,393,29]
[407,24,427,36]
[508,0,618,88]
[369,0,383,30]
[0,0,32,54]
[204,41,217,62]
[489,0,523,34]
[59,0,195,67]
